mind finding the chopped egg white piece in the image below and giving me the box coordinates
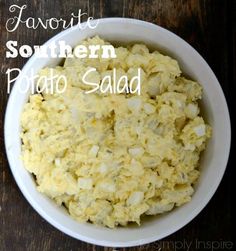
[143,103,156,114]
[185,103,199,119]
[127,97,142,113]
[99,163,108,173]
[78,178,93,190]
[55,158,61,166]
[128,147,144,157]
[89,145,100,157]
[194,124,206,137]
[127,191,144,206]
[99,181,116,193]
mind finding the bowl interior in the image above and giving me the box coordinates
[4,18,231,247]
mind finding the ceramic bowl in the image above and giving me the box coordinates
[4,18,231,247]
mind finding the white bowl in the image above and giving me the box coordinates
[4,18,231,247]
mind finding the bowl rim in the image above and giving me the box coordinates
[4,17,231,247]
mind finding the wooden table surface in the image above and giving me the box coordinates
[0,0,234,250]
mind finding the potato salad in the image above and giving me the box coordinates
[20,36,211,228]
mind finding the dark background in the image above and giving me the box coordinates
[0,0,235,250]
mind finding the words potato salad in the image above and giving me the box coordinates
[21,37,211,228]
